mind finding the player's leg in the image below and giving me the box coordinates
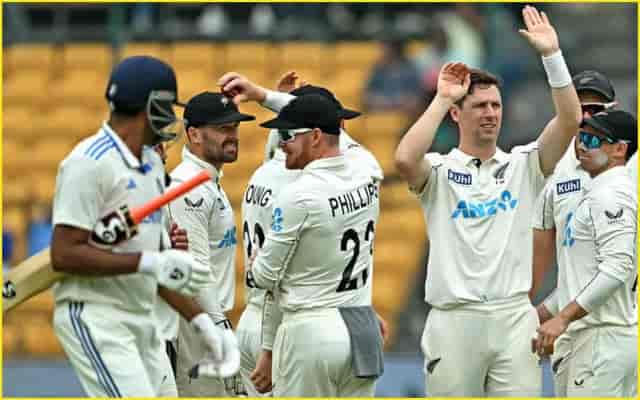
[143,334,178,397]
[53,301,156,397]
[236,304,267,397]
[486,300,542,396]
[421,307,489,396]
[549,334,572,397]
[567,326,637,396]
[272,309,354,397]
[174,316,228,396]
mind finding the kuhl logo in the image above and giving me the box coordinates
[448,169,472,185]
[557,179,581,195]
[451,190,518,219]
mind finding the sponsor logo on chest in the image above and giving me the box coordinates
[556,179,581,195]
[448,169,472,185]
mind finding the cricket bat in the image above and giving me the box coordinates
[2,170,211,313]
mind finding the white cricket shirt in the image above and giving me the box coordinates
[415,142,546,309]
[52,122,166,313]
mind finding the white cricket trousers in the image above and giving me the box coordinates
[236,303,269,397]
[550,333,572,397]
[273,308,376,397]
[54,301,174,397]
[421,295,542,397]
[174,316,232,397]
[566,325,637,397]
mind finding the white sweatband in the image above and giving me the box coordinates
[575,272,622,313]
[191,312,215,332]
[138,251,161,274]
[261,90,295,113]
[541,50,572,88]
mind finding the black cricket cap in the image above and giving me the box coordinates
[260,94,341,135]
[184,92,255,129]
[290,85,361,120]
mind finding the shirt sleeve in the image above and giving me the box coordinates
[261,90,295,113]
[410,153,443,202]
[532,180,556,230]
[261,290,283,351]
[516,141,547,195]
[52,158,109,231]
[589,187,637,283]
[251,188,309,291]
[168,183,224,321]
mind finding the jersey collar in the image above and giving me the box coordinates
[590,165,627,189]
[102,122,155,173]
[450,147,509,167]
[182,145,222,183]
[273,148,287,161]
[304,155,346,172]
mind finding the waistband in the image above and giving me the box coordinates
[431,294,532,313]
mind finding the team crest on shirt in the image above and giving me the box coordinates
[448,169,472,185]
[493,162,510,184]
[556,179,581,195]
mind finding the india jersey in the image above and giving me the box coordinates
[251,155,380,311]
[52,122,166,313]
[415,143,546,308]
[563,166,637,328]
[241,150,301,308]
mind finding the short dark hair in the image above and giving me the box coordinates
[455,69,502,107]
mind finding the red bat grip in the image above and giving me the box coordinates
[130,170,211,224]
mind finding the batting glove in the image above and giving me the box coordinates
[188,313,241,379]
[138,250,209,296]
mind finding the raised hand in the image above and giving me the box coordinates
[436,62,471,104]
[218,72,267,104]
[519,5,560,57]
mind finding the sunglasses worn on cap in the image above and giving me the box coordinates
[579,130,629,150]
[581,102,615,116]
[277,128,313,143]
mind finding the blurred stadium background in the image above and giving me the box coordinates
[2,3,636,397]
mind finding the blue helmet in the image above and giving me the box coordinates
[105,55,184,141]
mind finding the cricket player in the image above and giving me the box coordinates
[529,70,617,396]
[50,56,211,397]
[242,94,383,396]
[393,6,582,396]
[234,77,384,395]
[164,91,255,397]
[535,110,637,397]
[627,151,637,184]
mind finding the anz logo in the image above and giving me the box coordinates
[562,212,575,247]
[451,190,518,219]
[217,227,237,248]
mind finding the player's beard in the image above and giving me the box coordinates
[205,139,238,165]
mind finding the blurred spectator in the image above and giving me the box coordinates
[131,3,154,34]
[363,40,423,118]
[3,230,14,270]
[27,204,52,256]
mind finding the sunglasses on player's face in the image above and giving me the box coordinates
[580,102,615,116]
[578,130,626,150]
[277,128,313,143]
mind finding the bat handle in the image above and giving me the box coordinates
[130,170,211,224]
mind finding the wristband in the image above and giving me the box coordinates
[191,313,215,332]
[541,50,572,88]
[138,251,161,274]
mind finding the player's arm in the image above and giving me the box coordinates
[536,189,636,354]
[395,62,470,192]
[519,6,581,176]
[168,184,228,323]
[530,181,557,301]
[218,72,294,112]
[250,290,281,393]
[250,191,308,291]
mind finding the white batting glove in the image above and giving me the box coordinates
[188,313,241,379]
[138,250,209,296]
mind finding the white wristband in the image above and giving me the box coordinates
[541,50,572,88]
[261,90,295,113]
[138,251,161,274]
[191,312,215,333]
